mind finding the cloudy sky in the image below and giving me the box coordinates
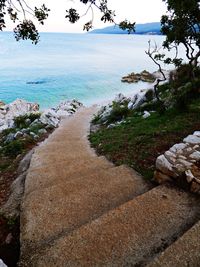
[6,0,167,33]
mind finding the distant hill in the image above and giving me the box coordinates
[90,22,161,35]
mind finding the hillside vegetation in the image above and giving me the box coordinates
[89,65,200,180]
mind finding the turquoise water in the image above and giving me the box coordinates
[0,32,179,108]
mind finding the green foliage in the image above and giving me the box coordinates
[170,65,200,89]
[1,128,16,137]
[107,101,130,124]
[161,0,200,68]
[14,113,40,129]
[29,123,44,134]
[119,20,135,34]
[92,113,102,125]
[2,140,25,157]
[90,97,200,180]
[145,89,154,102]
[172,82,195,111]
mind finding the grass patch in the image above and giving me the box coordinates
[89,98,200,180]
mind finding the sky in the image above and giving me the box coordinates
[5,0,167,33]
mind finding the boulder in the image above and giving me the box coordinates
[190,151,200,161]
[0,99,39,132]
[156,155,174,177]
[114,93,126,103]
[183,135,200,144]
[39,109,60,128]
[193,131,200,137]
[121,70,155,84]
[131,93,146,110]
[0,259,7,267]
[169,143,188,153]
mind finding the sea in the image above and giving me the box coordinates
[0,32,185,109]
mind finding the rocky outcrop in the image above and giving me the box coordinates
[91,92,154,128]
[0,99,83,132]
[0,99,39,132]
[122,70,156,83]
[154,131,200,194]
[40,99,83,128]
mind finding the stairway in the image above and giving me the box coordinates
[20,107,200,267]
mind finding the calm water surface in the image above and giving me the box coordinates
[0,32,184,108]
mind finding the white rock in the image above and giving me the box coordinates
[40,111,60,128]
[185,147,193,153]
[14,131,23,139]
[164,150,176,159]
[128,101,134,110]
[56,110,70,118]
[190,151,200,161]
[193,131,200,137]
[107,124,116,129]
[183,135,200,144]
[156,155,174,176]
[114,93,126,103]
[38,129,47,135]
[178,155,187,160]
[0,119,4,127]
[0,99,39,133]
[174,164,186,174]
[143,111,151,119]
[131,93,146,109]
[0,259,7,267]
[176,159,193,169]
[0,113,4,120]
[170,143,188,153]
[185,170,195,183]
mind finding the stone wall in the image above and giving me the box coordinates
[154,131,200,194]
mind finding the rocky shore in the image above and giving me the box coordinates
[0,99,83,133]
[121,70,156,83]
[121,69,170,84]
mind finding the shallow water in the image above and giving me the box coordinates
[0,32,184,108]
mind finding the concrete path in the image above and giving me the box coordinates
[20,107,200,266]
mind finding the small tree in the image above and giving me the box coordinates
[161,0,200,78]
[145,41,167,104]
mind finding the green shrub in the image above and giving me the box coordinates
[91,113,102,125]
[27,112,41,122]
[1,128,16,136]
[2,140,25,157]
[107,101,129,124]
[14,113,41,129]
[173,82,194,111]
[29,123,44,134]
[170,64,200,90]
[145,89,154,102]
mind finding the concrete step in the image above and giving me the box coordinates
[20,185,200,267]
[25,156,114,194]
[147,220,200,267]
[25,165,114,195]
[21,165,151,246]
